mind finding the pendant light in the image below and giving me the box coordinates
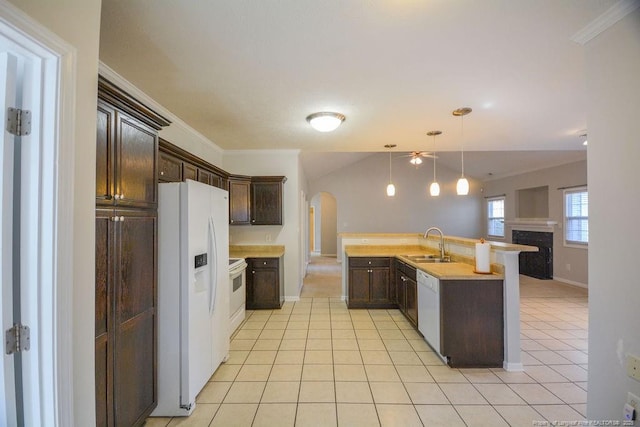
[453,107,472,195]
[385,144,396,197]
[427,130,442,196]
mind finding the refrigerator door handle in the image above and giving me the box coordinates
[208,216,218,315]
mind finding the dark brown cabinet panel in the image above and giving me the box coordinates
[394,260,418,328]
[183,162,197,181]
[347,257,394,308]
[250,177,285,225]
[229,177,251,225]
[440,279,504,368]
[348,268,371,305]
[246,257,284,309]
[158,151,182,182]
[96,104,115,202]
[198,168,213,185]
[117,116,158,207]
[95,210,113,427]
[404,277,418,326]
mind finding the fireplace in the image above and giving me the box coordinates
[512,230,553,279]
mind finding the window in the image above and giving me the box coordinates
[487,197,505,238]
[564,187,588,246]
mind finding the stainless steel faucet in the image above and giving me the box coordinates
[423,227,445,259]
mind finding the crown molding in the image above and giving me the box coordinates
[98,61,223,154]
[571,0,640,45]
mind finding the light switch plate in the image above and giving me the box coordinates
[628,354,640,381]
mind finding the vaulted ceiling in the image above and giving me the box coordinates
[99,1,607,178]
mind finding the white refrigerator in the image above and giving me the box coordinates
[152,180,230,416]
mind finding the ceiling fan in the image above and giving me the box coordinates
[402,151,437,166]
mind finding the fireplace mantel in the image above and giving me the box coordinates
[505,218,558,233]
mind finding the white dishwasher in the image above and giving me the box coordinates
[417,270,444,360]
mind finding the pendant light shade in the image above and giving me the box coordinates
[453,107,472,196]
[386,183,396,197]
[456,177,469,195]
[427,130,442,197]
[384,144,396,197]
[429,182,440,197]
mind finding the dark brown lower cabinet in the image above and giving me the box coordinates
[395,260,418,327]
[440,279,504,368]
[95,208,157,427]
[246,257,284,309]
[347,257,395,309]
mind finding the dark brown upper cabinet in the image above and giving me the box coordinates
[96,77,170,209]
[229,176,252,225]
[157,138,228,190]
[250,176,286,225]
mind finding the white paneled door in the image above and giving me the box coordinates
[0,4,76,425]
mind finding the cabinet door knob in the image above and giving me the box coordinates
[160,171,165,176]
[120,194,125,200]
[368,261,371,265]
[263,261,267,265]
[230,220,234,223]
[252,270,255,274]
[111,216,119,222]
[120,216,125,222]
[251,219,256,223]
[113,194,119,200]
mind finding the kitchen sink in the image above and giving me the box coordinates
[404,255,451,263]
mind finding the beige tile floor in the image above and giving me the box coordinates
[147,272,588,427]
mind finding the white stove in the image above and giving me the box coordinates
[229,258,247,333]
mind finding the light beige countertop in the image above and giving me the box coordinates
[229,245,285,259]
[345,245,504,280]
[340,232,537,253]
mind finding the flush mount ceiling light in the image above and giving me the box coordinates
[453,107,472,196]
[427,130,442,197]
[306,112,346,132]
[385,144,397,197]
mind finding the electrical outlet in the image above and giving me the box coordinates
[628,354,640,381]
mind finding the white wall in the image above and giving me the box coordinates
[320,192,337,256]
[585,9,640,420]
[224,150,303,298]
[6,0,101,424]
[481,160,588,286]
[308,153,483,238]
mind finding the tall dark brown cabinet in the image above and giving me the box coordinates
[95,76,170,427]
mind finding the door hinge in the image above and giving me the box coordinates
[6,107,32,136]
[5,324,30,355]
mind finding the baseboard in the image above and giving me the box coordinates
[320,253,337,257]
[553,276,588,289]
[503,361,524,372]
[285,296,301,302]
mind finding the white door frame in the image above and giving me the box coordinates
[0,2,77,425]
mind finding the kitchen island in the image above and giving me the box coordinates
[340,233,537,371]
